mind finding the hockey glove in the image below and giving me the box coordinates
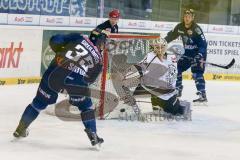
[101,30,111,36]
[194,53,203,63]
[193,53,204,68]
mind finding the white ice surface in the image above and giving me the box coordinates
[0,81,240,160]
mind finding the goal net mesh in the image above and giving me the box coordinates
[97,34,160,119]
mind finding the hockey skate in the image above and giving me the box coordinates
[13,121,29,138]
[84,129,104,147]
[193,91,208,106]
[180,100,192,121]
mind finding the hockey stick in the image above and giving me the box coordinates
[136,100,151,103]
[201,58,235,69]
[123,55,158,80]
[178,55,236,69]
[166,48,236,69]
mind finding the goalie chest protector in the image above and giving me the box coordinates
[140,52,177,90]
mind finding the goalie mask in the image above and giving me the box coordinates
[149,38,168,58]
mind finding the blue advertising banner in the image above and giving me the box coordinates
[7,0,41,14]
[40,0,70,16]
[70,0,86,17]
[0,0,86,16]
[0,0,9,13]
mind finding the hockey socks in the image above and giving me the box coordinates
[81,109,97,133]
[21,104,40,127]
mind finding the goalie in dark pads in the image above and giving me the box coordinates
[111,38,191,119]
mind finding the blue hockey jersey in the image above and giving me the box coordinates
[47,33,103,84]
[164,22,207,58]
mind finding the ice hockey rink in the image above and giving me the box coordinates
[0,80,240,160]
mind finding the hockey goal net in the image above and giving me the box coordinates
[97,34,160,119]
[45,34,160,120]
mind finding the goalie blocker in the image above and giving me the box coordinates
[111,38,191,118]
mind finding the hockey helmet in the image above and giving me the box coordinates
[183,8,195,18]
[109,9,120,18]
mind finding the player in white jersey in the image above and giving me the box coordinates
[112,38,191,118]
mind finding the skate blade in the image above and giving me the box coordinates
[11,137,23,142]
[11,132,29,142]
[97,143,102,149]
[92,142,102,151]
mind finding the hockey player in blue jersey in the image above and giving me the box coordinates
[89,9,120,45]
[164,8,208,103]
[13,32,107,146]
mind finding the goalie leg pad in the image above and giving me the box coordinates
[179,100,192,120]
[110,54,143,116]
[151,95,183,115]
[122,65,142,88]
[111,54,141,88]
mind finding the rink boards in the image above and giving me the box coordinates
[0,25,240,85]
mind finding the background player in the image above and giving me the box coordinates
[164,8,208,103]
[13,33,107,146]
[89,9,120,45]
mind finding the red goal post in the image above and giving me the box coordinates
[98,33,160,119]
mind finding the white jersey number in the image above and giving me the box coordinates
[65,44,94,69]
